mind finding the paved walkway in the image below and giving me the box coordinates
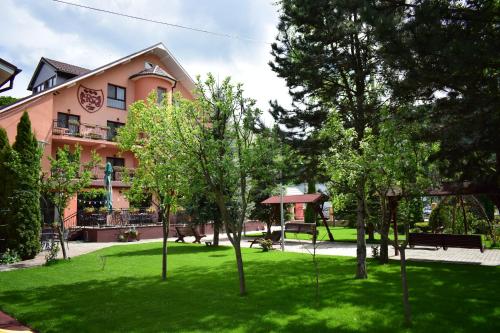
[0,310,32,332]
[1,234,498,272]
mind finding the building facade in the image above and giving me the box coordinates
[0,43,195,222]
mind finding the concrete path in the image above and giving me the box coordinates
[1,234,498,272]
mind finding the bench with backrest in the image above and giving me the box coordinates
[285,222,318,242]
[408,233,484,252]
[174,225,206,244]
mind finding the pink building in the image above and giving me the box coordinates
[0,43,195,223]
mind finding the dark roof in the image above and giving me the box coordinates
[262,194,328,205]
[0,58,22,92]
[43,58,90,76]
[27,57,90,90]
[129,65,176,81]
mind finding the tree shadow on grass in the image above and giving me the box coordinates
[105,243,229,258]
[0,244,498,333]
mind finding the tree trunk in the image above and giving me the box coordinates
[56,207,67,260]
[216,194,247,296]
[355,181,367,279]
[213,216,220,246]
[378,196,390,264]
[399,246,412,327]
[161,205,171,281]
[233,240,247,296]
[459,196,468,234]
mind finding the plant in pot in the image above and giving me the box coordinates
[83,207,95,214]
[125,227,140,241]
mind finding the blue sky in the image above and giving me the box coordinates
[0,0,290,123]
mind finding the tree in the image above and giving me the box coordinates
[0,128,12,253]
[176,74,261,295]
[6,112,42,259]
[118,92,188,280]
[271,0,386,279]
[375,0,500,210]
[0,96,17,107]
[248,127,288,235]
[41,145,98,259]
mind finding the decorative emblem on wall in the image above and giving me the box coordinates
[77,85,103,113]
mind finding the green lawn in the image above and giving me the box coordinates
[248,227,499,248]
[0,242,498,333]
[247,226,405,243]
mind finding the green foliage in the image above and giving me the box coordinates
[375,1,500,188]
[7,112,42,259]
[0,96,17,107]
[304,179,316,224]
[0,127,11,252]
[0,242,498,332]
[41,145,99,259]
[42,145,99,220]
[44,241,59,265]
[429,204,450,232]
[0,248,20,264]
[117,91,187,217]
[258,239,274,252]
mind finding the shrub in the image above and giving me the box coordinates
[259,239,274,252]
[45,241,60,265]
[415,222,430,232]
[429,204,450,232]
[0,248,20,264]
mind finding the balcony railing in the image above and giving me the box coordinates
[82,165,134,181]
[52,120,118,142]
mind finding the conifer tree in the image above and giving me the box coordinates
[0,128,12,253]
[8,112,42,259]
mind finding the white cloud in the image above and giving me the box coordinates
[0,0,292,126]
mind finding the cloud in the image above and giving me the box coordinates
[0,0,292,125]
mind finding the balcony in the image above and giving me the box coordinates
[82,165,134,188]
[52,120,119,146]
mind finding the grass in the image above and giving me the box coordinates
[247,226,405,243]
[248,226,499,249]
[0,242,499,333]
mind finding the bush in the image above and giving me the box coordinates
[414,222,430,232]
[429,204,450,232]
[0,248,20,264]
[259,239,274,252]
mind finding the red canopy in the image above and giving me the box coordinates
[261,193,328,205]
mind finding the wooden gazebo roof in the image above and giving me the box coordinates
[261,193,328,205]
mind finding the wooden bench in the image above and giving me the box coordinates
[174,225,206,244]
[408,233,484,252]
[285,222,318,242]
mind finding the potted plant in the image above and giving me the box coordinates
[83,207,95,214]
[124,227,140,241]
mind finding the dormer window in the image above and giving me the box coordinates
[33,76,56,93]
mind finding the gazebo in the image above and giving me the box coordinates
[261,193,334,241]
[386,181,500,255]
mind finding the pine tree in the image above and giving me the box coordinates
[8,112,42,259]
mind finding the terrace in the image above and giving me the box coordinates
[52,119,121,146]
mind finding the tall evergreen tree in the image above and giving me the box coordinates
[0,128,12,253]
[374,0,500,208]
[8,112,42,259]
[271,0,384,278]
